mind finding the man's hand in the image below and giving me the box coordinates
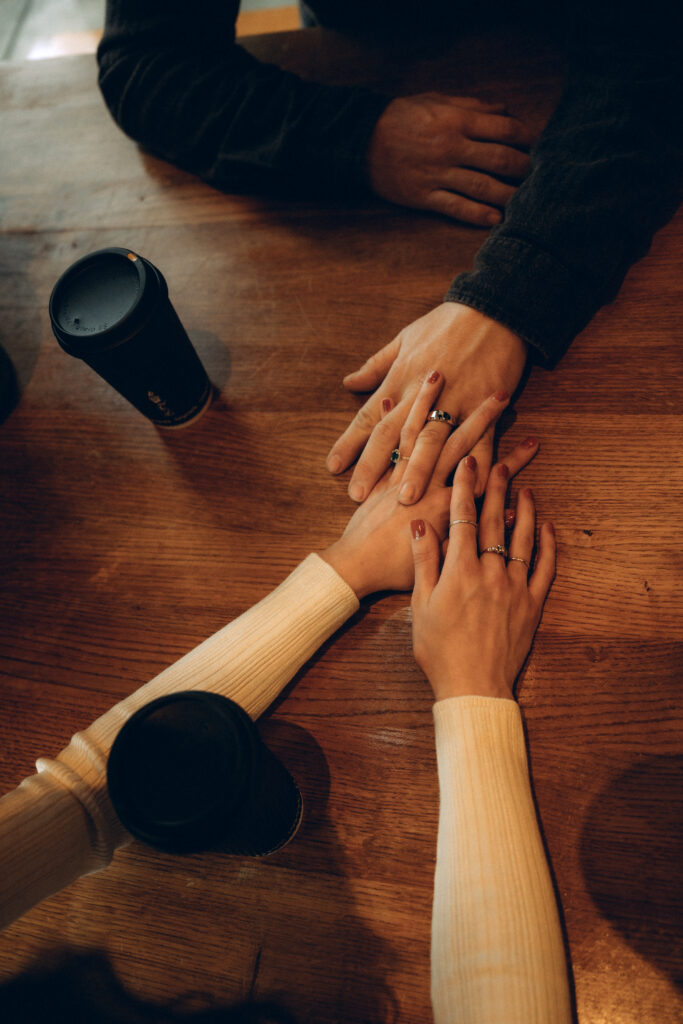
[326,302,528,500]
[368,93,534,226]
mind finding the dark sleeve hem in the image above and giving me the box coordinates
[444,235,605,368]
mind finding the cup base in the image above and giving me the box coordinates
[154,381,214,430]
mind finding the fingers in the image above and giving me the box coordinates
[425,189,503,227]
[463,111,535,150]
[498,436,539,480]
[528,521,556,606]
[443,455,479,574]
[478,461,509,571]
[433,392,509,485]
[469,428,494,496]
[440,168,518,209]
[346,371,440,502]
[342,336,400,393]
[464,139,532,181]
[507,486,536,580]
[410,517,441,605]
[391,370,445,487]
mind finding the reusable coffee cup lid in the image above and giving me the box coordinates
[49,247,161,356]
[107,691,252,853]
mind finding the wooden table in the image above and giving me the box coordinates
[1,27,681,1024]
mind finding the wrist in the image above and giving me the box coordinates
[429,672,514,703]
[318,541,372,600]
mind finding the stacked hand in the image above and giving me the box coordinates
[327,303,528,500]
[410,453,555,702]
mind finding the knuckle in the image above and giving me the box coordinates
[465,173,487,200]
[420,423,448,446]
[373,416,397,444]
[353,404,378,433]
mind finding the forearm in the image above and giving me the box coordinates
[0,555,358,929]
[447,8,683,366]
[431,697,571,1024]
[97,0,389,197]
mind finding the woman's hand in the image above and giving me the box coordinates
[320,371,539,598]
[410,452,556,702]
[326,303,528,501]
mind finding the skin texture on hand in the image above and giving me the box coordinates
[327,302,528,500]
[320,433,541,601]
[410,453,556,701]
[368,93,534,226]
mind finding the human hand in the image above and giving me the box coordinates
[320,378,540,599]
[410,450,555,702]
[327,302,527,501]
[368,93,534,226]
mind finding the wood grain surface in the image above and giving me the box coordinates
[0,26,682,1024]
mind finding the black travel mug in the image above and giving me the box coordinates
[49,248,212,427]
[106,691,303,856]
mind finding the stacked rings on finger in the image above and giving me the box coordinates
[390,449,410,465]
[481,545,508,559]
[449,519,477,529]
[427,409,452,424]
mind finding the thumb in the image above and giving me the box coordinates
[410,518,441,604]
[343,336,401,392]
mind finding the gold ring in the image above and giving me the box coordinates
[481,544,508,559]
[508,556,530,569]
[390,449,410,465]
[426,409,452,424]
[449,519,477,529]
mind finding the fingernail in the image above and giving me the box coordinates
[399,482,416,504]
[411,519,426,540]
[525,487,534,500]
[493,390,510,402]
[498,463,510,480]
[522,436,537,448]
[504,509,516,528]
[427,370,440,384]
[381,398,392,415]
[465,455,477,471]
[327,455,341,474]
[547,522,555,536]
[348,482,365,502]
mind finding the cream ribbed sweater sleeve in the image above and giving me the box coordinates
[0,554,358,930]
[431,697,572,1024]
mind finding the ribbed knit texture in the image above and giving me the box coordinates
[0,555,358,930]
[432,696,571,1023]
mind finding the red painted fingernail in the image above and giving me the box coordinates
[522,436,537,448]
[525,487,534,500]
[411,519,426,540]
[427,370,440,384]
[381,398,392,415]
[547,522,555,536]
[504,509,516,528]
[498,463,509,480]
[465,455,477,471]
[493,390,509,402]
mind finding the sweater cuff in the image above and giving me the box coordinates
[445,234,604,368]
[433,695,526,771]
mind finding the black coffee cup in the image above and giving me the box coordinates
[106,691,303,856]
[49,248,212,427]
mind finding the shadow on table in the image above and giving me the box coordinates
[580,754,683,990]
[1,722,400,1024]
[0,949,298,1024]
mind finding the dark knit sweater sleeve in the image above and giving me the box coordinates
[446,7,683,367]
[97,0,391,199]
